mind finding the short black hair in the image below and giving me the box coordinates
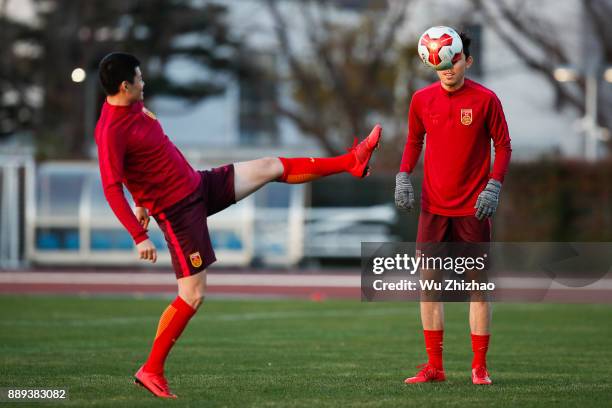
[98,52,140,95]
[459,32,472,59]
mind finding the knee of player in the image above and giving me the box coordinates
[179,284,207,310]
[183,292,205,310]
[192,294,206,309]
[262,156,283,176]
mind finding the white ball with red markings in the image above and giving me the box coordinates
[418,26,463,71]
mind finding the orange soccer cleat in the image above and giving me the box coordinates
[347,124,382,178]
[471,365,492,385]
[134,365,177,399]
[404,363,446,384]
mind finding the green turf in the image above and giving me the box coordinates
[0,296,611,407]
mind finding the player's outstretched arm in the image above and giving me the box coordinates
[395,172,415,211]
[396,94,424,213]
[97,127,150,246]
[475,94,511,221]
[474,179,502,220]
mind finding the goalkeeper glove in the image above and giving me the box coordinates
[395,172,415,211]
[474,179,502,220]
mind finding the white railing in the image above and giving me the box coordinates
[0,153,34,269]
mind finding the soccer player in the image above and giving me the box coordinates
[95,52,382,398]
[394,32,511,385]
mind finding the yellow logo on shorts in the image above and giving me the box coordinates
[189,252,203,268]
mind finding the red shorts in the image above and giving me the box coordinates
[416,209,491,243]
[154,165,236,279]
[416,210,492,300]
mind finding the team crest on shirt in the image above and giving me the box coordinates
[142,106,157,120]
[189,252,203,268]
[460,109,473,126]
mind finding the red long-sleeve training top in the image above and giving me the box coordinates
[95,100,200,244]
[399,79,512,216]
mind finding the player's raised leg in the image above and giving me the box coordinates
[233,124,382,201]
[135,273,206,398]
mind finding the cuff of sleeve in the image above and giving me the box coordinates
[133,231,149,245]
[489,177,503,188]
[488,174,504,184]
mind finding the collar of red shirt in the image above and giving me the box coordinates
[438,78,471,97]
[105,99,143,114]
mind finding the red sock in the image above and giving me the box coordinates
[277,154,355,184]
[471,333,490,368]
[143,296,196,374]
[423,330,444,370]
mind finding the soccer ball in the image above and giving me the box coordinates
[418,26,463,71]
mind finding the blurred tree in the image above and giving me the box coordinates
[265,0,430,168]
[471,0,612,146]
[0,0,243,159]
[495,159,612,241]
[0,0,40,141]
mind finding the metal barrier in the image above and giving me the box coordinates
[0,153,34,269]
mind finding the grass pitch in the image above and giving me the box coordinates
[0,296,611,407]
